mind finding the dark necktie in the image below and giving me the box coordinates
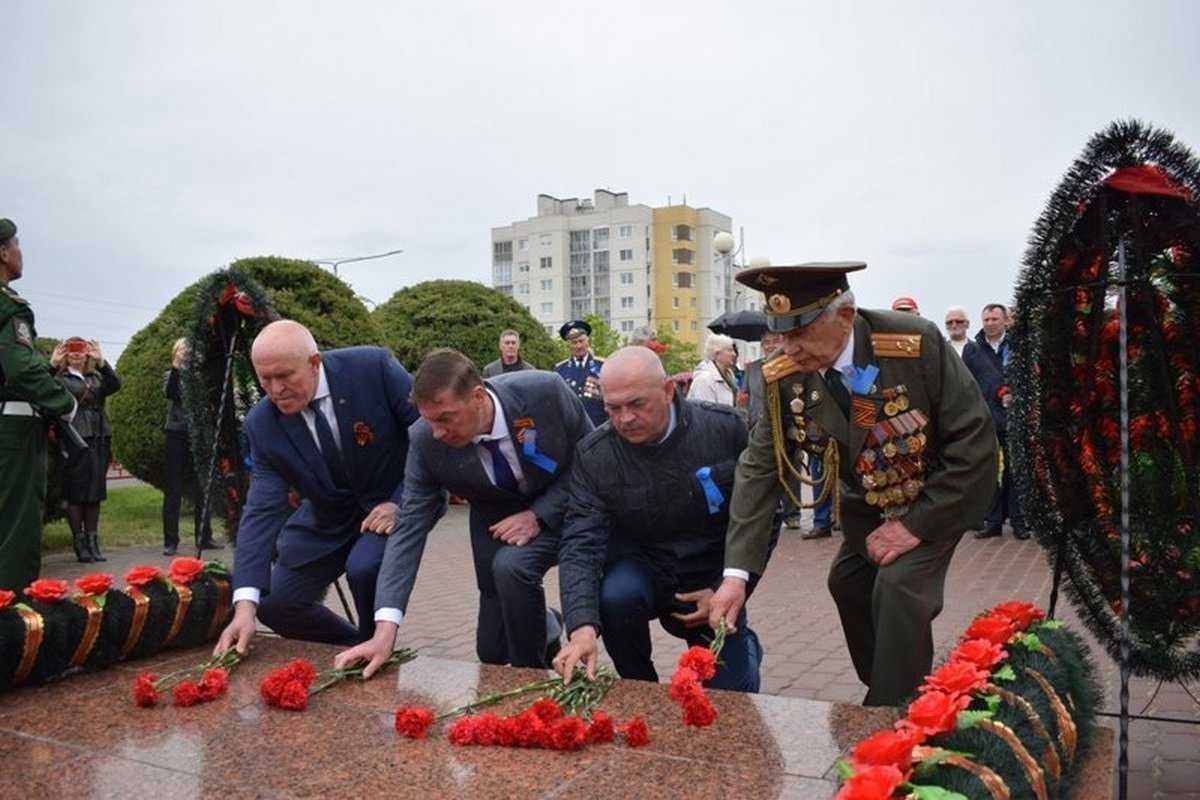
[309,399,350,486]
[822,369,851,418]
[480,438,519,493]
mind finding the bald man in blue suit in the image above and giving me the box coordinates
[215,320,419,654]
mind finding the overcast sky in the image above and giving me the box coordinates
[5,1,1199,361]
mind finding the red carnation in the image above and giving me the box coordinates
[619,716,650,748]
[849,727,921,771]
[259,672,289,704]
[471,713,503,746]
[989,601,1046,631]
[198,667,229,701]
[530,697,562,724]
[835,764,907,800]
[277,680,310,711]
[496,715,520,747]
[677,645,717,681]
[285,659,317,685]
[134,673,161,707]
[904,690,971,738]
[74,572,114,596]
[167,556,206,585]
[514,709,546,748]
[949,638,1007,671]
[961,614,1017,646]
[172,681,204,707]
[448,716,477,746]
[682,695,718,728]
[586,711,615,744]
[547,716,588,750]
[124,565,164,588]
[394,706,436,740]
[0,589,15,610]
[669,667,705,704]
[24,578,70,603]
[921,660,990,698]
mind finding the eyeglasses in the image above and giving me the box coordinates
[945,319,967,326]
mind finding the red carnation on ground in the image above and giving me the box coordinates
[989,600,1046,630]
[948,638,1007,671]
[448,716,477,746]
[260,659,317,710]
[586,711,615,744]
[74,572,114,596]
[514,709,547,747]
[669,667,705,704]
[198,667,229,701]
[471,713,504,746]
[548,716,588,750]
[134,673,160,707]
[167,556,206,585]
[124,565,164,588]
[530,697,562,724]
[24,578,70,603]
[921,660,990,698]
[172,681,204,707]
[682,694,718,728]
[677,645,717,681]
[619,716,650,748]
[835,764,907,800]
[961,614,1017,646]
[903,690,972,738]
[394,706,436,739]
[849,727,922,771]
[277,680,310,711]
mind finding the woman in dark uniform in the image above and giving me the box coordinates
[51,337,121,562]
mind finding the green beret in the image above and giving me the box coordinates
[0,218,15,243]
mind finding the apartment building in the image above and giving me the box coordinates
[491,189,740,347]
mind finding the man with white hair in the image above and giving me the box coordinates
[687,332,738,406]
[943,306,971,357]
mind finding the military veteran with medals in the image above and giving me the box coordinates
[553,319,606,426]
[709,262,997,706]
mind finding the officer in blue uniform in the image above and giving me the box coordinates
[553,320,606,426]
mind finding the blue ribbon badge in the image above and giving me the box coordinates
[695,466,725,514]
[845,364,879,395]
[521,429,558,474]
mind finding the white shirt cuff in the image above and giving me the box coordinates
[232,587,261,606]
[375,607,404,626]
[722,568,751,582]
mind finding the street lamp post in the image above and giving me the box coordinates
[713,229,769,312]
[310,247,405,278]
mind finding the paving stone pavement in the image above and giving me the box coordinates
[43,504,1199,799]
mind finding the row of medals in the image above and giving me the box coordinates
[858,385,928,512]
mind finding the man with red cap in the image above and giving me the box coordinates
[891,296,920,315]
[710,262,996,705]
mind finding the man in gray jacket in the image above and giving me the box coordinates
[335,348,593,676]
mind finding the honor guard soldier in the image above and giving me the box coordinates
[0,219,78,592]
[553,320,606,426]
[709,261,997,705]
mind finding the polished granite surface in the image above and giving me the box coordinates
[0,635,1113,799]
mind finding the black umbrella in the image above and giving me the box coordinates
[707,309,769,341]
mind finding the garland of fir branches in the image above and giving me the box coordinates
[180,268,278,541]
[1010,119,1200,681]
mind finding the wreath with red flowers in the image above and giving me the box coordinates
[1010,120,1200,681]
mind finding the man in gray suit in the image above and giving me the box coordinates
[335,348,593,676]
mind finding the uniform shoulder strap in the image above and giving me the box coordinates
[761,353,800,384]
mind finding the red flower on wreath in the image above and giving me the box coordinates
[0,589,17,610]
[849,727,921,772]
[989,600,1046,630]
[24,578,70,603]
[352,421,373,447]
[74,573,114,596]
[124,565,164,588]
[167,556,206,585]
[961,614,1017,646]
[834,764,907,800]
[920,660,990,698]
[902,690,971,738]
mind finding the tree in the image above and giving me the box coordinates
[650,327,700,377]
[108,257,382,488]
[372,280,563,371]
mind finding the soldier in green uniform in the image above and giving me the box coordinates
[709,262,996,705]
[0,219,78,593]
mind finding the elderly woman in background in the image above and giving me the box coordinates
[50,337,121,563]
[162,337,219,556]
[686,332,739,406]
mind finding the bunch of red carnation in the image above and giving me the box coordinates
[396,696,650,750]
[134,648,242,708]
[259,659,318,711]
[667,626,724,729]
[835,600,1048,799]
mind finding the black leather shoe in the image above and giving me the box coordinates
[1012,529,1031,540]
[782,515,803,529]
[801,526,832,540]
[974,526,1002,539]
[162,544,178,556]
[197,539,225,550]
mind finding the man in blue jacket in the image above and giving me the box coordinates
[214,320,418,653]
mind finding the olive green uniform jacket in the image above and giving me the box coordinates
[725,309,997,704]
[0,283,76,592]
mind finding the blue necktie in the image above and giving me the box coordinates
[309,399,350,486]
[480,438,519,493]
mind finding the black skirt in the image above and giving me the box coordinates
[62,435,110,504]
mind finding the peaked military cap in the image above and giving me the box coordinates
[736,261,866,332]
[559,319,592,340]
[0,219,15,243]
